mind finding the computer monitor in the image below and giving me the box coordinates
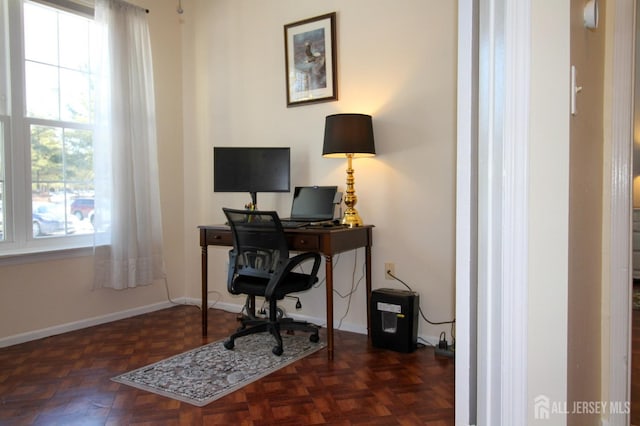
[213,147,291,207]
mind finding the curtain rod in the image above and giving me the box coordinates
[114,0,149,14]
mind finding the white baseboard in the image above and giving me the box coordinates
[0,298,186,348]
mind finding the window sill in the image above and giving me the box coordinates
[0,243,94,266]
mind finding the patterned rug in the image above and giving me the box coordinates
[112,333,325,406]
[634,286,640,310]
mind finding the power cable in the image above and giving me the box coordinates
[386,270,455,326]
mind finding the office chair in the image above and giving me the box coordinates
[222,208,322,356]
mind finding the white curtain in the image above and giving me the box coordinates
[92,0,165,289]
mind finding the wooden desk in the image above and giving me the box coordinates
[199,224,374,359]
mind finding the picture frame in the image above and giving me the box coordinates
[284,12,337,107]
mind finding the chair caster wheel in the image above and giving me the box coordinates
[224,339,235,350]
[272,346,283,356]
[310,333,320,343]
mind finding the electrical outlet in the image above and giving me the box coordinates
[385,262,395,280]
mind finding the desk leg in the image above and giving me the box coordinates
[325,254,334,360]
[201,244,208,336]
[365,245,372,338]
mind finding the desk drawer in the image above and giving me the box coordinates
[288,234,320,251]
[205,231,232,246]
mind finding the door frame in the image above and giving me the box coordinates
[454,0,637,424]
[605,0,635,424]
[455,0,531,424]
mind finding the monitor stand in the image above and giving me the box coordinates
[245,191,257,210]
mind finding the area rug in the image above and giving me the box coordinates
[634,285,640,310]
[112,333,325,406]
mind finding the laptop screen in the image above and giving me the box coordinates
[289,186,338,221]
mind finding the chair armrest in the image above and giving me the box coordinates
[264,251,321,299]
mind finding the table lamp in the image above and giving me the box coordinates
[322,113,376,227]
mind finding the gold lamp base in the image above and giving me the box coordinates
[340,154,364,228]
[341,208,363,228]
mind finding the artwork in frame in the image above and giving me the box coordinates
[284,12,337,107]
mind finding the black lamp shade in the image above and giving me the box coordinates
[322,113,376,158]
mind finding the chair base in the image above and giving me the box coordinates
[224,315,320,356]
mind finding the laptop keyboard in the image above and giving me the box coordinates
[280,221,309,228]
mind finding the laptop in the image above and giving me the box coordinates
[280,186,338,228]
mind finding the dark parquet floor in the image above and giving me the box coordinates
[0,304,454,425]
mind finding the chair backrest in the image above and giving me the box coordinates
[223,208,290,280]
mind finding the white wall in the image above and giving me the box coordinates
[181,0,458,342]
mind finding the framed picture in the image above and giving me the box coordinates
[284,12,337,107]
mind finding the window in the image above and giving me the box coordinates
[1,0,95,255]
